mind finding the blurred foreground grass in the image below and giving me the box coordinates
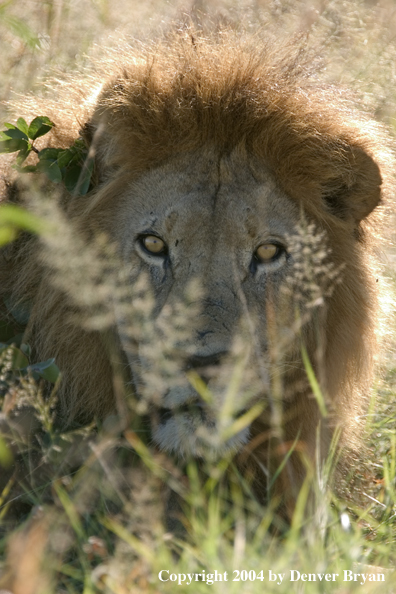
[0,360,395,593]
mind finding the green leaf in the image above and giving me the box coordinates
[4,123,15,129]
[14,165,37,173]
[28,358,60,383]
[64,164,83,193]
[42,362,61,384]
[20,343,31,357]
[28,116,54,140]
[65,159,94,195]
[0,138,29,153]
[57,149,74,169]
[12,347,29,369]
[16,145,31,166]
[73,139,86,149]
[0,344,29,369]
[16,117,29,136]
[2,127,28,141]
[29,359,54,370]
[37,159,62,183]
[39,147,62,161]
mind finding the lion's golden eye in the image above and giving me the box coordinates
[141,235,167,255]
[255,243,281,263]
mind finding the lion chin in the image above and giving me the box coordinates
[141,359,254,458]
[153,408,250,459]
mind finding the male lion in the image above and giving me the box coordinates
[0,28,391,515]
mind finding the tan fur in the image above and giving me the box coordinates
[0,28,393,514]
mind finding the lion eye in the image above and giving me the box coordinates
[255,243,281,263]
[141,235,167,255]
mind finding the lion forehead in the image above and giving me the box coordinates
[115,150,300,257]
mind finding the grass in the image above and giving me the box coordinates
[0,391,395,593]
[1,1,396,593]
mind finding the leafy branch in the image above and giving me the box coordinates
[0,116,94,195]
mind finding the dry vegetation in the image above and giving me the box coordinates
[1,1,396,593]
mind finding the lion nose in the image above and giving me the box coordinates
[185,352,228,370]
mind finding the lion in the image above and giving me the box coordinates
[0,27,392,516]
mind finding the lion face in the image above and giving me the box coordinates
[112,147,305,457]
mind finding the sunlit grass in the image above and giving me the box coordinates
[0,339,396,592]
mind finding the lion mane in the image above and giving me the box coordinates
[0,27,393,513]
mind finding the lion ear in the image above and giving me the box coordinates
[323,147,382,224]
